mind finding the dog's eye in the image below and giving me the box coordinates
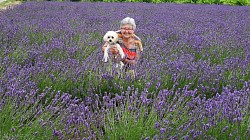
[108,36,110,38]
[112,36,114,39]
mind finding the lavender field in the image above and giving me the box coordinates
[0,2,250,139]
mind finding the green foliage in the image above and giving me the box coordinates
[205,116,250,139]
[0,98,53,140]
[4,0,249,5]
[36,71,91,98]
[0,0,20,9]
[59,0,250,5]
[103,99,158,139]
[191,0,250,4]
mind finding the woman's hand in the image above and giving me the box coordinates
[102,46,106,52]
[124,59,137,65]
[102,44,119,55]
[110,46,119,55]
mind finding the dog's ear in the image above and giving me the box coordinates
[103,32,109,42]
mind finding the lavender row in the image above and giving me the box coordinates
[1,80,249,139]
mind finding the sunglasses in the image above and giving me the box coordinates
[121,28,134,33]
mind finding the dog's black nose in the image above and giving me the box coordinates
[109,40,112,42]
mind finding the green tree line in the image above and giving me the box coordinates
[23,0,250,6]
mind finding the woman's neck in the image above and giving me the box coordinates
[122,38,129,42]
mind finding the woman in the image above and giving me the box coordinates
[102,17,143,78]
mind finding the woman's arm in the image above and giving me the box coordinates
[102,42,119,54]
[135,40,143,52]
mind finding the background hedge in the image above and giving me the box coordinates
[21,0,250,6]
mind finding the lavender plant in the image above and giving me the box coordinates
[0,2,249,139]
[0,90,54,139]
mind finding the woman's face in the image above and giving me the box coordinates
[121,24,134,38]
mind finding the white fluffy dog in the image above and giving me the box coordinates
[102,31,125,69]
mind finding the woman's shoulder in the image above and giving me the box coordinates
[116,30,122,33]
[133,34,141,41]
[116,30,123,38]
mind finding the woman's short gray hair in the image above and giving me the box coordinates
[120,17,136,30]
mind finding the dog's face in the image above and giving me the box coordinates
[103,31,118,44]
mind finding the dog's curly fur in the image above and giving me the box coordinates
[102,31,125,69]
